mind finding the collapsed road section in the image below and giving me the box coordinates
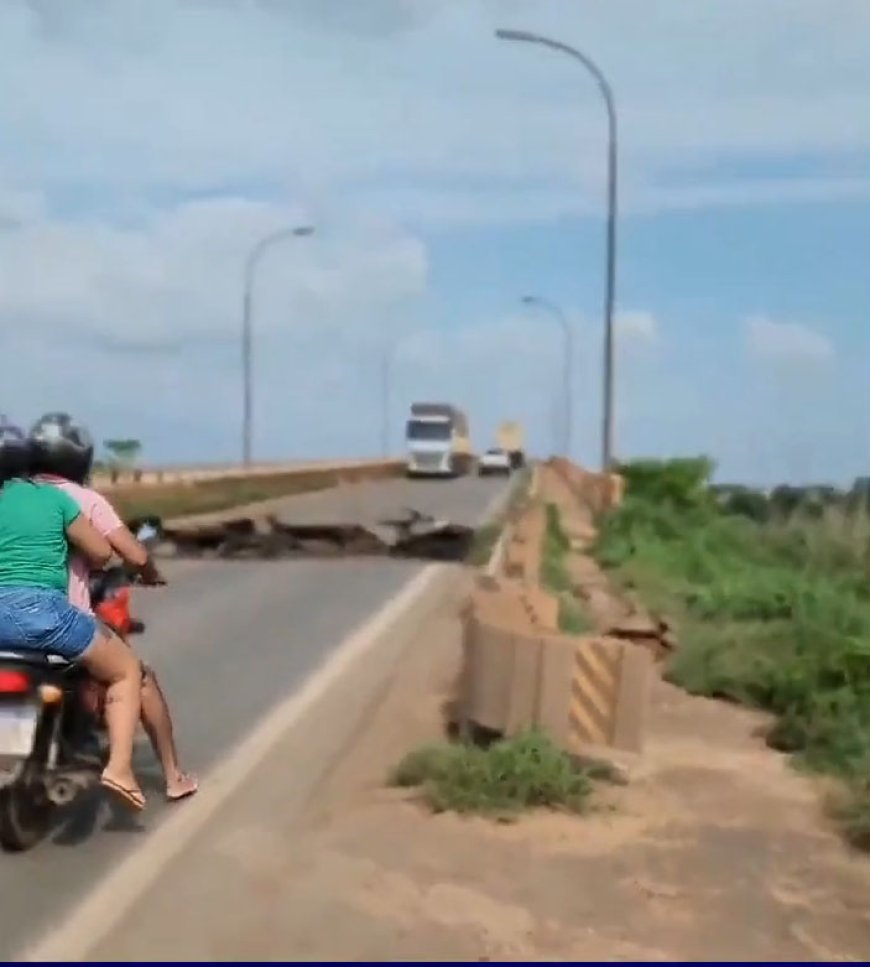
[133,508,477,563]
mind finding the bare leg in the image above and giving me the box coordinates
[140,667,197,800]
[80,629,144,809]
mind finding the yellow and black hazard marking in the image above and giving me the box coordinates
[568,638,624,747]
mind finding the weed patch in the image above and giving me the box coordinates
[467,523,502,567]
[540,502,592,632]
[540,502,571,590]
[597,456,870,850]
[559,597,593,634]
[390,731,594,818]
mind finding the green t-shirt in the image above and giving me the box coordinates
[0,479,81,591]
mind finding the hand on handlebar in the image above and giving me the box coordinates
[139,560,168,587]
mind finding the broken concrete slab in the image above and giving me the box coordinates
[152,508,477,564]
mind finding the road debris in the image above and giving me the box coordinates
[144,508,476,563]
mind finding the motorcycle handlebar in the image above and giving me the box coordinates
[91,564,167,588]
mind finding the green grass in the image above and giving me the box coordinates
[390,731,594,818]
[467,522,502,567]
[540,502,593,633]
[596,456,870,850]
[540,502,571,590]
[559,598,593,634]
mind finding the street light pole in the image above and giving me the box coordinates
[241,224,314,467]
[495,28,618,472]
[521,296,573,457]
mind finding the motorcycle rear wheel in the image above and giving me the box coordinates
[0,777,54,852]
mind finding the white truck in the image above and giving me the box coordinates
[405,402,473,478]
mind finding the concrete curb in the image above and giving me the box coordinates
[483,464,536,578]
[485,523,511,578]
[459,461,652,758]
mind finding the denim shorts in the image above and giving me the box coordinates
[0,586,98,660]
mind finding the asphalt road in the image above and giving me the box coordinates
[0,474,508,959]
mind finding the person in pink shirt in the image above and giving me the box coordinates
[29,412,197,802]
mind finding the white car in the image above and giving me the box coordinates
[477,448,512,476]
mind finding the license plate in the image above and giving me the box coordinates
[0,705,38,757]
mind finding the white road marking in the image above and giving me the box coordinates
[19,562,444,963]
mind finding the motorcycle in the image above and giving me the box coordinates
[0,524,162,852]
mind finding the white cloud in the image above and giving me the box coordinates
[744,315,835,364]
[616,310,658,346]
[0,196,428,345]
[358,175,870,231]
[2,0,869,206]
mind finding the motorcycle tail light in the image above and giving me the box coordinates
[0,669,31,694]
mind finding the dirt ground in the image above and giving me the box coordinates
[282,585,870,963]
[94,573,870,962]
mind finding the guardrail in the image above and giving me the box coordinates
[93,458,402,491]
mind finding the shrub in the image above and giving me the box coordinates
[597,456,870,851]
[390,731,594,818]
[613,455,716,511]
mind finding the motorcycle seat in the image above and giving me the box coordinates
[0,649,73,667]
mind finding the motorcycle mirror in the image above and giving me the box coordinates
[135,522,159,545]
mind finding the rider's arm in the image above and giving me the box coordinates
[105,524,162,583]
[105,524,148,567]
[85,491,158,579]
[66,514,113,568]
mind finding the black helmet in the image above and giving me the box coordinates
[28,411,95,484]
[0,417,29,482]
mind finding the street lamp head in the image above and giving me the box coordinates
[521,295,537,306]
[293,225,315,237]
[495,28,531,42]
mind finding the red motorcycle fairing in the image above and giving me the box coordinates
[95,585,133,637]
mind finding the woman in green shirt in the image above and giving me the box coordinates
[0,424,146,812]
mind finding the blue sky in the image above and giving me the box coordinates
[0,0,867,484]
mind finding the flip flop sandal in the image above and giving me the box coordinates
[166,775,199,803]
[101,775,146,812]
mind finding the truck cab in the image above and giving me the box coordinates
[405,403,472,478]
